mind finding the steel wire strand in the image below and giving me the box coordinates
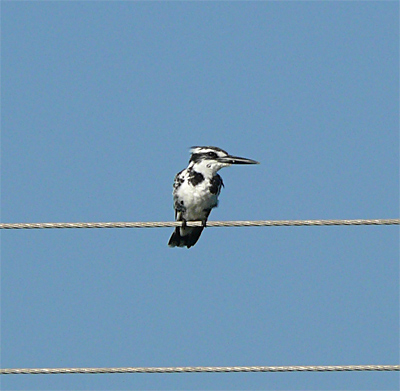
[0,218,399,230]
[1,365,399,375]
[0,365,400,375]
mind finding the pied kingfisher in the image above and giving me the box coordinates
[168,146,259,248]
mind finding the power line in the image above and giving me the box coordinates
[1,364,399,375]
[0,218,399,230]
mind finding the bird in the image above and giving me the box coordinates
[168,146,259,248]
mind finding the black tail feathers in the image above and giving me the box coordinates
[168,227,204,248]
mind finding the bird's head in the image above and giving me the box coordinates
[189,146,259,175]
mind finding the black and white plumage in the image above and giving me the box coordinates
[168,146,259,248]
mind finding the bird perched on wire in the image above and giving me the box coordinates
[168,146,259,248]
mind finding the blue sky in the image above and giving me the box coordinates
[1,2,398,390]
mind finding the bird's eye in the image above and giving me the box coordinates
[207,152,217,158]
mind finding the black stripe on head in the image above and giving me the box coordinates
[189,153,203,164]
[189,146,229,163]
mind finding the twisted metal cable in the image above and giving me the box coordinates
[1,364,399,375]
[0,218,399,230]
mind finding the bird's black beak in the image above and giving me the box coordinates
[218,155,260,165]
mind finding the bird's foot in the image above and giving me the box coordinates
[181,219,187,229]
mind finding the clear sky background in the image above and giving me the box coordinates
[1,2,399,390]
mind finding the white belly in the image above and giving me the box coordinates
[175,180,219,221]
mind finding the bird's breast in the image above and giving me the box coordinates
[175,180,219,220]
